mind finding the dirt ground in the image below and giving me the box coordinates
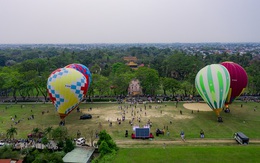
[183,103,212,111]
[82,103,195,124]
[82,102,212,124]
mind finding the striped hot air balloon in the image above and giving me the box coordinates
[195,64,230,117]
[221,61,248,107]
[47,67,88,120]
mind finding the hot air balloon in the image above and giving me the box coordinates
[220,61,248,107]
[195,64,230,121]
[65,63,92,90]
[47,67,88,123]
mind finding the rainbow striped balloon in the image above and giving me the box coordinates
[195,64,230,116]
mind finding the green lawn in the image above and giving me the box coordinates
[114,146,260,163]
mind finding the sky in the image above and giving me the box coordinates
[1,0,260,44]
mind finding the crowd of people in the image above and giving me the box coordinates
[102,101,205,141]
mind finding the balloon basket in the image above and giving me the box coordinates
[59,119,66,126]
[217,116,223,123]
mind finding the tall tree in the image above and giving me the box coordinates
[52,126,68,142]
[111,73,135,95]
[6,127,17,140]
[161,77,181,96]
[44,126,53,139]
[135,67,159,95]
[92,74,110,97]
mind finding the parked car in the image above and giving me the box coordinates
[80,114,92,120]
[0,141,5,146]
[76,137,85,145]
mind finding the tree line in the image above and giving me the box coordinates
[0,45,259,101]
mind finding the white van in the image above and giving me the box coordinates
[76,137,85,145]
[234,132,249,145]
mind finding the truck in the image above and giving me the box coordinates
[234,132,249,145]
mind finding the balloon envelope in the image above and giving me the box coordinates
[221,61,248,105]
[65,63,92,90]
[47,68,88,119]
[195,64,230,116]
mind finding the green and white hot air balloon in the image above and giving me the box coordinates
[195,64,230,118]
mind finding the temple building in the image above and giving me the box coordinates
[123,56,144,70]
[128,79,142,96]
[127,61,138,70]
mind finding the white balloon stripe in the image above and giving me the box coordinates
[195,64,231,112]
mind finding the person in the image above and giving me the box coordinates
[77,130,81,138]
[200,129,205,138]
[180,130,185,141]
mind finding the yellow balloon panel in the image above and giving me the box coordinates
[47,68,87,119]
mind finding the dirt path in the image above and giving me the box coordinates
[115,139,260,148]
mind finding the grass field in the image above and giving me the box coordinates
[0,101,260,162]
[113,146,260,163]
[0,101,259,140]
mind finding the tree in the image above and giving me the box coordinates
[41,137,49,149]
[63,138,75,153]
[91,63,102,74]
[99,141,112,156]
[246,59,260,94]
[6,127,17,140]
[23,148,65,163]
[0,145,20,159]
[32,127,41,139]
[2,68,22,102]
[166,52,203,81]
[181,81,193,97]
[111,62,131,75]
[95,130,118,162]
[161,77,181,96]
[135,67,160,95]
[111,73,135,95]
[44,126,53,139]
[52,126,68,141]
[92,74,110,97]
[97,130,118,151]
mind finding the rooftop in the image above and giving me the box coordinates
[63,147,95,163]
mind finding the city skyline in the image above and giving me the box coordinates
[1,0,260,44]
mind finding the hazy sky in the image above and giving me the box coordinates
[1,0,260,44]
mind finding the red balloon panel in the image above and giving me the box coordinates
[221,62,248,104]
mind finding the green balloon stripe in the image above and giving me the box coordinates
[195,64,230,111]
[199,74,214,109]
[217,71,224,107]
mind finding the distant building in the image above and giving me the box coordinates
[123,56,144,70]
[123,56,138,62]
[128,79,142,96]
[127,61,138,70]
